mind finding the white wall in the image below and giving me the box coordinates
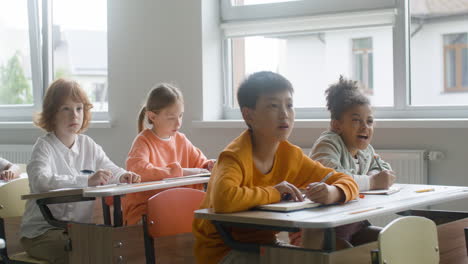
[0,0,467,211]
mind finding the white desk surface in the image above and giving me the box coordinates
[21,176,210,200]
[195,184,468,229]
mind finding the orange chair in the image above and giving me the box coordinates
[142,188,205,264]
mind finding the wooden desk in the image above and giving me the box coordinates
[22,176,210,227]
[195,184,468,252]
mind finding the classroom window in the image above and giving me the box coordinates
[409,0,468,107]
[221,0,468,119]
[443,33,468,92]
[0,0,108,122]
[0,1,33,107]
[352,38,373,94]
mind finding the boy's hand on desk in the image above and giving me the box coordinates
[120,172,141,184]
[274,181,304,202]
[305,183,343,205]
[88,170,112,186]
[183,168,209,176]
[0,170,15,181]
[369,170,396,190]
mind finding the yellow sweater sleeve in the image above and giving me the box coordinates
[293,152,359,202]
[211,152,281,213]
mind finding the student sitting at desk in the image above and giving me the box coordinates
[301,76,396,248]
[123,83,215,226]
[192,71,359,264]
[20,79,141,264]
[0,157,20,181]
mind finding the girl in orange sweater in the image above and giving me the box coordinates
[123,83,214,225]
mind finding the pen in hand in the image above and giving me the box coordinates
[374,155,384,171]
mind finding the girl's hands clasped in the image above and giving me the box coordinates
[120,172,141,184]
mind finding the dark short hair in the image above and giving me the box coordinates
[325,76,370,120]
[237,71,294,109]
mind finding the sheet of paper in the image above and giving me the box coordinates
[360,185,401,195]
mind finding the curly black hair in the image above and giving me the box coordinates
[325,76,370,120]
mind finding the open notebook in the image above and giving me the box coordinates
[257,198,320,212]
[360,185,401,195]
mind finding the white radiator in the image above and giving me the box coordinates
[369,149,428,227]
[376,149,428,184]
[0,145,33,164]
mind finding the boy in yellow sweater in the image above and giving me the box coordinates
[192,71,359,264]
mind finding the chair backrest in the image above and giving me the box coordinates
[378,216,439,264]
[0,177,30,218]
[146,188,205,238]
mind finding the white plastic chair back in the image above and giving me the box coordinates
[378,216,439,264]
[0,177,29,218]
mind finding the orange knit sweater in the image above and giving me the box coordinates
[192,130,359,264]
[123,129,210,225]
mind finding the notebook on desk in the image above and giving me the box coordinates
[360,185,401,195]
[257,198,320,212]
[163,172,211,181]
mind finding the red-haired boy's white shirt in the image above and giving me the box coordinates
[20,133,127,239]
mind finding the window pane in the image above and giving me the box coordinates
[231,0,299,6]
[0,1,33,106]
[410,0,468,106]
[52,0,108,112]
[230,27,393,108]
[352,38,373,92]
[445,49,456,89]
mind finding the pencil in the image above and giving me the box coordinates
[415,188,435,193]
[349,206,383,215]
[374,155,384,171]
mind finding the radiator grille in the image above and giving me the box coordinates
[0,145,33,164]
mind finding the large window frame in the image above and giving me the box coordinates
[0,0,108,123]
[220,0,468,120]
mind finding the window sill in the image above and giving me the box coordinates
[192,118,468,129]
[0,120,112,129]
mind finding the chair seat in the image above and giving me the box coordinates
[10,251,48,264]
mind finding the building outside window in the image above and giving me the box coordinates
[222,0,468,119]
[352,37,373,94]
[0,0,108,122]
[443,33,468,92]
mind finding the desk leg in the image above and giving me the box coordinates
[323,228,336,252]
[101,198,111,226]
[113,196,123,227]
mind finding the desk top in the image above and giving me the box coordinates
[21,176,210,200]
[195,184,468,229]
